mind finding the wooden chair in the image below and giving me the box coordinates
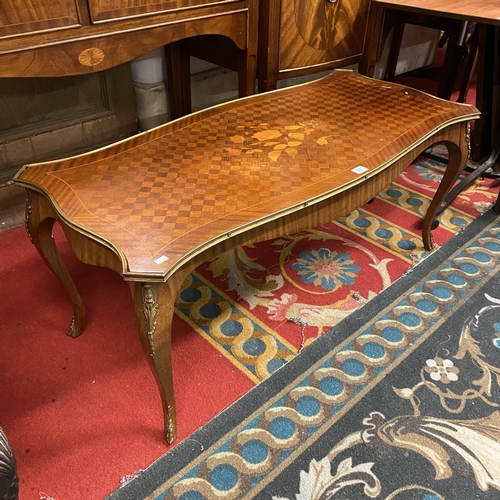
[382,14,470,100]
[457,24,479,104]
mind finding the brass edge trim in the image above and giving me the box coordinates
[13,182,129,274]
[352,70,481,111]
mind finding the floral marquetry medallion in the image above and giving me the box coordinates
[227,118,333,163]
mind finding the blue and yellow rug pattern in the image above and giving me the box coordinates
[108,204,500,499]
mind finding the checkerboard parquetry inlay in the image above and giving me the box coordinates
[19,71,477,274]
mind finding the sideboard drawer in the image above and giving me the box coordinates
[0,0,81,38]
[88,0,238,23]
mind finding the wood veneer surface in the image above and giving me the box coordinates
[88,0,237,22]
[0,0,256,78]
[16,71,478,276]
[278,0,369,70]
[374,0,500,25]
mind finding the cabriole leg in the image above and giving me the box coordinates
[26,190,86,337]
[421,136,469,251]
[129,280,181,443]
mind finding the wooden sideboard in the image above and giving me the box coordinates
[0,0,258,79]
[0,0,258,180]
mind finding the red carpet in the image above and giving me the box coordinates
[1,223,255,499]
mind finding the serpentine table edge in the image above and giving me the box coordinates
[13,70,479,443]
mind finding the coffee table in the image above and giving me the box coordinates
[14,70,478,442]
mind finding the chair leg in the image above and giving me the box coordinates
[437,29,449,48]
[458,24,479,103]
[165,41,192,119]
[385,22,405,81]
[437,21,468,100]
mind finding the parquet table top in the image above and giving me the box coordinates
[16,71,477,279]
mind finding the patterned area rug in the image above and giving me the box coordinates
[173,150,497,383]
[108,206,500,500]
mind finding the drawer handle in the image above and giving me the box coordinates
[327,0,337,3]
